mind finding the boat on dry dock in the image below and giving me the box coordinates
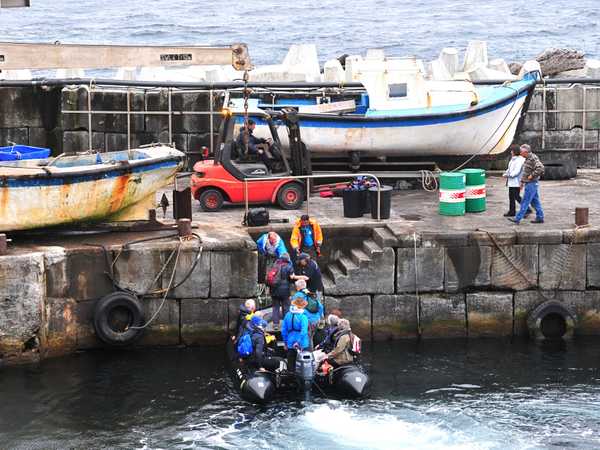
[0,144,184,232]
[231,60,540,157]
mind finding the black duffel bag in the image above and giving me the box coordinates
[243,207,270,227]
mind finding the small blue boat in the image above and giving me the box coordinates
[0,145,51,161]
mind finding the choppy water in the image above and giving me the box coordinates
[1,339,600,449]
[0,0,599,65]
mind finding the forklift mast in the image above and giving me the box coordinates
[276,108,312,177]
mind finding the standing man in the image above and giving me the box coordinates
[290,214,323,259]
[508,144,545,225]
[295,253,324,302]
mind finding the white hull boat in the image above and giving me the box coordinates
[0,144,184,232]
[231,59,540,157]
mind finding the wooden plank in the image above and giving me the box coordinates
[0,0,31,7]
[0,42,250,70]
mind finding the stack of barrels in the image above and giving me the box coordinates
[439,169,486,216]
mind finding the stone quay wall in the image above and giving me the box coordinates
[2,225,600,366]
[1,84,600,167]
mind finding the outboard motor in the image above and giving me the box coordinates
[295,350,316,401]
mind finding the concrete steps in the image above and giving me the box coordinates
[323,229,395,296]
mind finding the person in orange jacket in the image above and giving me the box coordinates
[290,214,323,258]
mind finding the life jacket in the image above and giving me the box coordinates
[236,332,253,357]
[266,260,286,287]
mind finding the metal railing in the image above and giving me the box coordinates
[527,83,600,151]
[242,172,384,221]
[61,85,221,156]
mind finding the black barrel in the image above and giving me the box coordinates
[343,189,364,218]
[360,189,371,214]
[369,185,393,219]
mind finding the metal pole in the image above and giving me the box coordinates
[583,86,587,150]
[86,85,93,151]
[306,177,310,215]
[209,89,214,154]
[541,85,546,150]
[168,88,173,144]
[244,178,249,218]
[126,88,131,153]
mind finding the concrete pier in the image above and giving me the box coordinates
[2,174,600,366]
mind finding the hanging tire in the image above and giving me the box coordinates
[541,161,576,181]
[199,188,224,212]
[526,300,577,340]
[93,292,145,346]
[277,183,304,210]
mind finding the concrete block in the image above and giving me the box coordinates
[167,245,211,299]
[0,127,28,146]
[587,243,600,288]
[105,133,129,152]
[180,298,229,344]
[577,292,600,335]
[0,252,45,358]
[470,229,516,246]
[516,229,563,245]
[372,295,418,340]
[138,297,180,346]
[189,133,216,152]
[466,292,513,337]
[0,87,45,128]
[419,293,466,338]
[145,90,170,133]
[421,231,470,247]
[210,250,258,298]
[323,295,371,340]
[28,127,48,147]
[42,246,68,298]
[65,247,114,302]
[74,300,99,349]
[491,244,538,290]
[178,92,211,133]
[113,244,166,295]
[544,129,598,150]
[555,85,583,130]
[62,130,105,153]
[539,244,586,290]
[445,246,492,292]
[397,247,444,293]
[563,227,600,244]
[44,297,77,357]
[158,131,188,151]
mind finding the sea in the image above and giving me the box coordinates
[0,0,599,66]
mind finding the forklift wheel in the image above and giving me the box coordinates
[199,189,224,212]
[277,183,304,210]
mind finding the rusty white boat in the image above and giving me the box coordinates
[0,144,184,232]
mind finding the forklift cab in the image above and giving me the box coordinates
[216,109,311,180]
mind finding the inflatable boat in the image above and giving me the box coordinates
[226,325,370,403]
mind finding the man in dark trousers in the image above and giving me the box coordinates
[295,253,324,301]
[508,144,545,225]
[236,118,273,168]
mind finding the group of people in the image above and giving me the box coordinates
[502,143,545,224]
[233,214,358,374]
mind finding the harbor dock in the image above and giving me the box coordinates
[2,173,600,366]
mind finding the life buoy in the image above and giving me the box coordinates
[527,300,577,340]
[93,292,145,346]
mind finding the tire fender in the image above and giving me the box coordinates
[93,291,145,346]
[526,300,577,340]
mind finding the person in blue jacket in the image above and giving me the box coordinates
[256,231,288,283]
[281,296,310,370]
[290,279,324,349]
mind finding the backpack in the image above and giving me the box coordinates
[244,207,269,227]
[305,291,320,314]
[266,260,286,287]
[349,333,362,356]
[236,332,253,357]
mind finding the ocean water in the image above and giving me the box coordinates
[1,340,600,449]
[0,0,599,66]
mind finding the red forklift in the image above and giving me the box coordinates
[191,109,312,212]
